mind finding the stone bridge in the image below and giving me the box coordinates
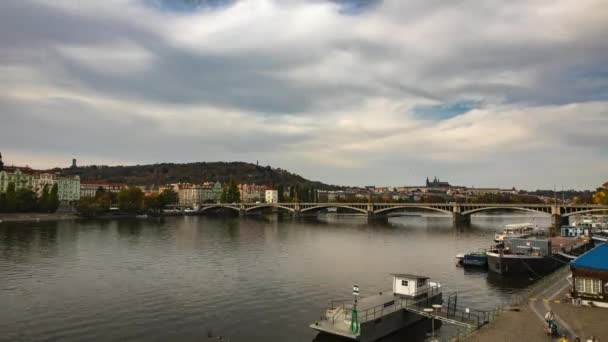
[195,202,608,227]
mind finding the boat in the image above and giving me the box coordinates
[326,207,338,213]
[486,236,588,276]
[456,249,488,267]
[310,274,442,342]
[493,223,540,243]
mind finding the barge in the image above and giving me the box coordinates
[487,237,589,276]
[310,274,442,342]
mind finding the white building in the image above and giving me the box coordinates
[57,175,80,204]
[265,189,279,203]
[32,172,58,196]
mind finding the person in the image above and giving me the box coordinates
[545,310,555,322]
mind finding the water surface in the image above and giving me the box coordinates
[0,213,551,341]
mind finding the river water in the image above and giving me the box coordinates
[0,213,552,341]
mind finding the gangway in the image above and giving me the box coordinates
[401,294,494,331]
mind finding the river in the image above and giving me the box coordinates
[0,213,552,341]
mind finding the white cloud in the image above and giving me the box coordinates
[0,0,607,189]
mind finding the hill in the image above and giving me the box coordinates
[53,162,340,189]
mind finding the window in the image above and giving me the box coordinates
[575,277,602,294]
[401,280,408,287]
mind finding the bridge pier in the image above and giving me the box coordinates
[551,214,569,229]
[452,212,470,225]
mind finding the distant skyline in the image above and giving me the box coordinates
[1,0,607,189]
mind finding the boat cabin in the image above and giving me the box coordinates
[391,274,430,298]
[561,226,590,238]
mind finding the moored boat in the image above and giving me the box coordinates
[456,250,488,267]
[494,223,540,243]
[486,236,588,276]
[310,274,442,342]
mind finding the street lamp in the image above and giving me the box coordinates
[424,304,442,342]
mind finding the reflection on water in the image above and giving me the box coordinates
[0,213,550,342]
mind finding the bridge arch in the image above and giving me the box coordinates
[300,204,368,214]
[374,206,452,215]
[461,206,550,216]
[245,204,294,213]
[199,204,241,212]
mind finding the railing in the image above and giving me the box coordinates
[340,285,442,323]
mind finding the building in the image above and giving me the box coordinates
[32,172,58,196]
[176,184,205,207]
[426,177,450,189]
[238,184,268,203]
[58,175,80,204]
[570,244,608,308]
[201,182,222,203]
[0,167,34,193]
[265,189,279,203]
[80,181,127,198]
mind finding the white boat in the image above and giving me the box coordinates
[494,223,540,243]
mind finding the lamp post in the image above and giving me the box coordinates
[424,304,442,342]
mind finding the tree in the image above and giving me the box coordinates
[39,185,50,212]
[5,183,17,212]
[77,196,111,217]
[158,189,178,208]
[48,183,60,212]
[117,186,145,213]
[593,182,608,205]
[144,194,162,213]
[16,188,38,212]
[0,193,6,213]
[277,184,284,202]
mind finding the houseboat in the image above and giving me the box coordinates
[456,249,488,267]
[570,243,608,308]
[310,274,442,342]
[493,223,540,243]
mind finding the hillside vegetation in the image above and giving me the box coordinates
[54,162,339,189]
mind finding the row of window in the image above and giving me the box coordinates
[575,277,604,295]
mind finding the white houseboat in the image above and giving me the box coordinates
[310,274,442,342]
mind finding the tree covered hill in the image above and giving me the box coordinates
[53,162,340,189]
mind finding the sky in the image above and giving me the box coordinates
[1,0,607,189]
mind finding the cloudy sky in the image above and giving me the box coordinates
[1,0,607,189]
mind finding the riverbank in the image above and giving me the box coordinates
[0,212,79,223]
[465,265,608,341]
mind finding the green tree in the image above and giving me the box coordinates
[0,193,6,213]
[228,182,240,203]
[277,184,284,202]
[39,185,50,212]
[117,186,145,213]
[220,186,227,203]
[16,188,38,212]
[48,184,60,212]
[158,189,178,208]
[5,183,17,212]
[593,182,608,205]
[77,196,111,217]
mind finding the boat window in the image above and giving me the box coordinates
[401,280,408,286]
